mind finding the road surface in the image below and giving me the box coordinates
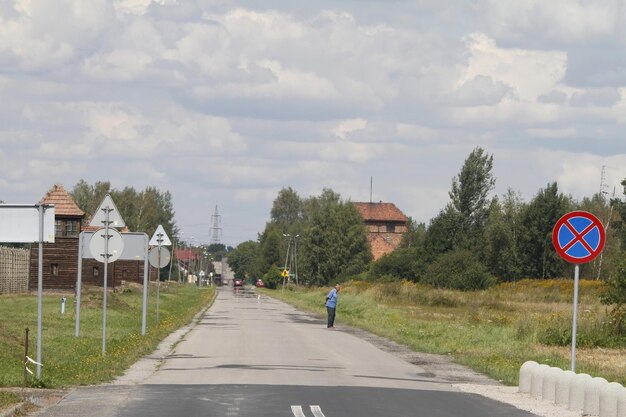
[33,287,539,417]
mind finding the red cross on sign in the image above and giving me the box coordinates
[552,211,606,264]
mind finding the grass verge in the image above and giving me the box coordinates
[0,390,21,410]
[263,279,626,386]
[0,282,214,388]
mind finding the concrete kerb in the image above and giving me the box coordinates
[542,367,563,403]
[599,382,625,417]
[555,370,576,406]
[519,361,539,394]
[531,364,551,398]
[569,373,593,412]
[616,386,626,417]
[584,377,609,416]
[0,402,24,417]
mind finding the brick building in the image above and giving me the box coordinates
[353,202,409,261]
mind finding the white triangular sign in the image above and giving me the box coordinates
[88,194,126,228]
[149,224,172,246]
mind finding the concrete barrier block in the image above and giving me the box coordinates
[616,386,626,417]
[542,367,564,403]
[519,361,539,393]
[556,370,577,406]
[600,382,625,417]
[531,364,551,398]
[584,377,609,416]
[569,373,593,412]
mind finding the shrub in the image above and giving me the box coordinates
[424,250,496,291]
[263,265,282,289]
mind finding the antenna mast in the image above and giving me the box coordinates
[209,205,222,245]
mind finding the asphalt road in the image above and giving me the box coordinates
[32,287,539,417]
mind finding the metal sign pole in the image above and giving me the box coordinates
[141,236,148,336]
[36,205,44,379]
[102,207,111,354]
[156,234,162,325]
[75,232,84,337]
[571,264,580,372]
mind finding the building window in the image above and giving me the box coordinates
[65,220,79,237]
[55,220,62,235]
[122,269,128,279]
[51,263,59,276]
[93,267,99,278]
[386,223,396,233]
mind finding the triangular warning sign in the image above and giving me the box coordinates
[149,224,172,246]
[88,194,126,228]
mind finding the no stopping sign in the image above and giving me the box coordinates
[552,211,605,264]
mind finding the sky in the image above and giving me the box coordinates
[1,0,626,247]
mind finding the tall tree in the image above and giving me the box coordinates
[271,187,303,229]
[71,180,111,220]
[482,197,521,281]
[299,193,371,285]
[449,147,496,233]
[518,182,572,279]
[228,241,261,280]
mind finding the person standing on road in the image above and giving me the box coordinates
[325,284,340,329]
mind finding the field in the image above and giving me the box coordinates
[0,283,214,388]
[265,279,626,386]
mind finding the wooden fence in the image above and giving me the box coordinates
[0,246,30,294]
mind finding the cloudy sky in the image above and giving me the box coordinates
[1,0,626,246]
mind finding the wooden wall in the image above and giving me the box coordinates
[29,238,157,291]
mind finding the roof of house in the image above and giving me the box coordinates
[40,184,85,217]
[353,202,408,223]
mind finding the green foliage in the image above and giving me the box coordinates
[482,197,521,281]
[517,182,571,279]
[299,199,371,285]
[368,247,427,282]
[425,249,495,290]
[271,187,304,228]
[228,241,261,280]
[263,264,282,289]
[70,180,177,240]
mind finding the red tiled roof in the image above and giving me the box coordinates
[353,202,408,223]
[40,184,84,217]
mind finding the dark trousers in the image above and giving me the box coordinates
[327,307,336,328]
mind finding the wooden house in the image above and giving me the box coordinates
[29,184,155,291]
[353,202,409,261]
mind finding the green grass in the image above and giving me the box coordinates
[264,279,625,386]
[0,283,214,388]
[0,390,21,410]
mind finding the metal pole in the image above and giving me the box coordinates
[102,207,111,354]
[75,232,83,337]
[24,327,29,387]
[571,264,580,372]
[36,204,43,379]
[283,235,291,292]
[156,234,162,325]
[141,235,148,336]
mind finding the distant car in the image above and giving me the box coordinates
[233,278,243,287]
[255,279,265,288]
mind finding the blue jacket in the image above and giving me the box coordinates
[326,288,338,308]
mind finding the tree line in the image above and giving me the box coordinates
[228,147,626,294]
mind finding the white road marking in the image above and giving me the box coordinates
[310,405,326,417]
[291,405,307,417]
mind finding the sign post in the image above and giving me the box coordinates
[149,225,171,328]
[89,195,125,354]
[0,204,55,379]
[552,211,606,372]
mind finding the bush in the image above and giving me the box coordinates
[424,249,495,291]
[263,265,282,289]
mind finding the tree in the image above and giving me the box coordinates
[258,224,282,272]
[228,241,261,280]
[518,182,572,278]
[482,197,521,281]
[299,193,371,285]
[71,180,111,219]
[449,147,496,246]
[271,187,303,229]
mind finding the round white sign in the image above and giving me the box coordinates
[89,228,125,264]
[148,247,171,268]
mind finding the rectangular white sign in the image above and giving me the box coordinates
[81,231,147,260]
[0,205,55,243]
